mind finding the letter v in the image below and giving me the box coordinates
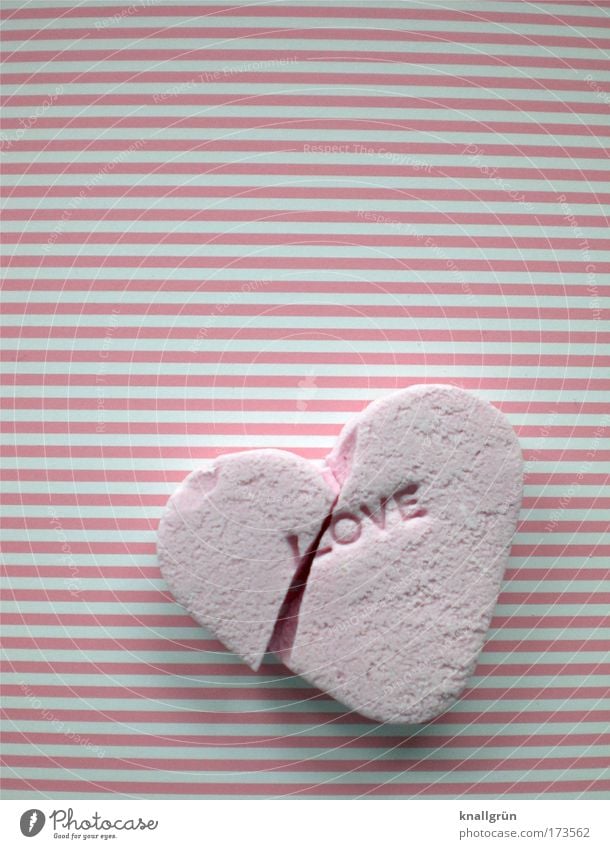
[360,498,389,530]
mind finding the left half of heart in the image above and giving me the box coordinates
[157,449,339,671]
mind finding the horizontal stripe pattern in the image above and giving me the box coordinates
[1,0,609,801]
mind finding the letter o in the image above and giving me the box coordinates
[330,511,362,545]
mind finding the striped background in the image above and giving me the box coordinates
[1,0,609,799]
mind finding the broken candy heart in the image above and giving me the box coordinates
[157,449,337,670]
[158,384,523,723]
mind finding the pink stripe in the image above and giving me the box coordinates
[489,639,610,652]
[3,303,607,320]
[0,556,583,576]
[475,662,610,675]
[2,777,608,796]
[3,138,608,157]
[0,541,591,556]
[2,517,156,530]
[516,521,608,532]
[4,659,608,677]
[2,492,608,509]
[7,683,607,701]
[16,470,189,484]
[506,568,609,580]
[4,230,609,248]
[2,351,606,367]
[492,615,609,628]
[3,731,608,752]
[3,686,315,701]
[3,564,608,581]
[4,209,610,227]
[3,280,607,298]
[2,328,608,351]
[4,396,607,412]
[4,448,605,469]
[3,454,610,474]
[1,637,224,652]
[503,592,610,606]
[4,114,610,134]
[3,75,610,95]
[0,422,604,438]
[15,517,601,534]
[1,566,163,580]
[0,591,175,604]
[420,1,610,4]
[2,447,605,464]
[3,707,608,726]
[0,323,604,344]
[0,660,610,676]
[6,187,610,204]
[514,544,610,557]
[4,636,607,653]
[4,256,609,273]
[3,375,607,390]
[0,494,172,506]
[5,26,610,49]
[2,588,608,607]
[4,48,608,71]
[0,661,279,677]
[4,612,607,629]
[2,753,608,773]
[0,447,307,460]
[1,542,159,554]
[4,94,610,116]
[1,4,607,26]
[1,567,606,586]
[525,496,610,508]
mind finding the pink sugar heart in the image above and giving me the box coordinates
[271,384,523,722]
[158,384,523,722]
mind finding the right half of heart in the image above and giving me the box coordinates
[158,384,524,724]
